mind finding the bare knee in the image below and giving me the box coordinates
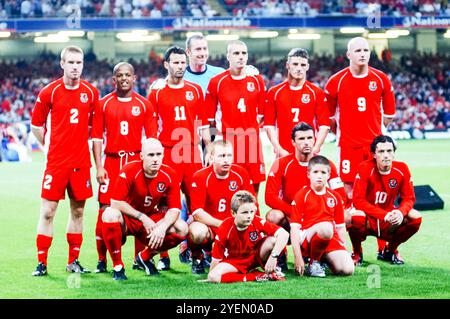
[174,220,189,237]
[189,222,208,244]
[407,209,421,220]
[40,201,58,222]
[317,222,334,239]
[102,207,122,223]
[207,270,221,283]
[336,262,355,276]
[266,209,285,225]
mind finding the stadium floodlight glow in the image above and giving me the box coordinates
[287,33,321,40]
[249,31,279,38]
[0,31,11,38]
[367,32,398,39]
[340,27,366,34]
[34,34,70,43]
[58,31,85,37]
[386,29,410,37]
[288,29,298,34]
[444,30,450,38]
[116,33,160,42]
[205,34,239,41]
[131,30,149,36]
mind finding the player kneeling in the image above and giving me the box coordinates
[101,138,188,280]
[205,191,289,283]
[291,156,354,278]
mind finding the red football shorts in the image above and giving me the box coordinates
[219,237,267,274]
[122,212,165,245]
[41,166,92,201]
[98,152,141,205]
[300,229,347,257]
[226,134,266,184]
[163,144,203,196]
[366,216,397,241]
[338,145,371,183]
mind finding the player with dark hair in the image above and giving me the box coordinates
[349,135,422,266]
[31,45,99,276]
[205,191,289,283]
[291,155,354,277]
[265,48,330,157]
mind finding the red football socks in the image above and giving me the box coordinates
[134,238,146,258]
[67,233,83,264]
[95,208,107,262]
[220,271,266,283]
[36,234,53,265]
[310,234,331,261]
[160,251,170,259]
[348,215,367,255]
[102,222,124,268]
[377,238,387,252]
[388,217,422,252]
[140,233,186,261]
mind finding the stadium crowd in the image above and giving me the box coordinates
[1,51,448,133]
[1,0,449,19]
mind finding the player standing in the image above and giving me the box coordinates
[31,46,99,276]
[349,135,422,265]
[91,62,157,273]
[264,48,330,157]
[101,138,188,280]
[205,40,266,194]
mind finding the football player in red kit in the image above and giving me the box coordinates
[31,46,99,276]
[206,191,289,283]
[349,135,422,266]
[91,62,157,273]
[188,140,255,274]
[291,156,354,278]
[101,138,188,280]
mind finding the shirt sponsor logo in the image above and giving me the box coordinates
[229,180,238,191]
[186,91,194,101]
[157,182,166,192]
[369,81,377,91]
[389,178,398,188]
[132,106,141,116]
[247,82,255,92]
[301,93,310,103]
[249,231,259,242]
[80,93,89,103]
[327,198,335,208]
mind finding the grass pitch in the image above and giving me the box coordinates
[0,139,449,299]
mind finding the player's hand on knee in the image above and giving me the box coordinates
[147,226,165,249]
[265,255,278,274]
[389,209,403,226]
[142,215,156,234]
[244,65,259,76]
[294,256,305,276]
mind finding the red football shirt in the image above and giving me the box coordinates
[91,91,157,154]
[325,67,396,147]
[291,186,345,230]
[264,80,330,153]
[31,78,99,168]
[265,153,346,216]
[205,70,265,135]
[111,161,181,216]
[148,80,208,147]
[353,159,415,220]
[190,164,255,220]
[212,216,281,261]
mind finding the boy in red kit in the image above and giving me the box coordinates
[101,138,188,280]
[189,140,255,274]
[349,135,422,266]
[205,191,289,283]
[291,155,354,278]
[31,46,99,276]
[91,62,157,273]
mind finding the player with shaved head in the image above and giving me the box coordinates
[91,62,157,274]
[324,37,397,262]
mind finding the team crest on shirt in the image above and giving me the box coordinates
[157,182,166,192]
[327,198,335,208]
[186,91,194,101]
[229,180,238,191]
[247,82,255,92]
[80,93,88,103]
[369,81,377,91]
[132,106,141,116]
[249,231,259,242]
[301,94,310,103]
[389,178,398,189]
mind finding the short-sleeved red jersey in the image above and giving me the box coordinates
[291,186,345,230]
[264,80,330,153]
[265,154,346,216]
[353,159,415,220]
[325,67,396,147]
[111,161,181,216]
[190,164,254,220]
[205,70,265,135]
[148,80,208,147]
[31,78,99,168]
[212,216,281,262]
[91,91,157,154]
